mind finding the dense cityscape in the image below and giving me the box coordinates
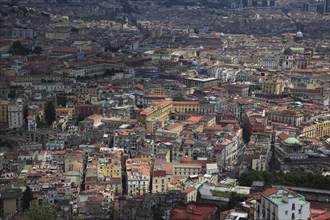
[0,0,329,219]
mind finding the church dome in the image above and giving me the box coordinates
[296,30,303,38]
[192,60,198,66]
[284,137,300,145]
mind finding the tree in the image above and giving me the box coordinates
[23,104,29,123]
[237,170,330,190]
[21,186,33,212]
[21,203,58,220]
[227,192,247,209]
[76,113,85,124]
[33,46,43,55]
[9,41,30,55]
[56,94,67,107]
[44,100,56,126]
[173,96,186,101]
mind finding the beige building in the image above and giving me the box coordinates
[182,187,197,203]
[126,158,151,195]
[8,102,24,129]
[251,154,268,171]
[140,100,203,133]
[172,101,200,113]
[268,110,304,127]
[140,100,173,133]
[261,77,283,95]
[301,120,330,140]
[173,163,202,176]
[152,170,167,193]
[86,114,103,127]
[147,87,165,95]
[181,77,218,88]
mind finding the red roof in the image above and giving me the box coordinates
[278,132,289,141]
[171,205,218,220]
[153,170,166,177]
[262,188,280,197]
[173,101,199,105]
[143,94,166,98]
[310,209,330,220]
[182,187,196,194]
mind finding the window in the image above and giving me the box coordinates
[292,203,295,210]
[291,213,295,220]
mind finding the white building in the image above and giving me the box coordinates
[8,102,24,129]
[261,57,280,70]
[27,115,37,131]
[216,136,238,169]
[70,68,87,78]
[34,83,65,92]
[213,68,238,82]
[206,163,218,175]
[12,27,35,39]
[256,188,310,220]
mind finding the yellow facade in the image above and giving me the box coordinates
[148,87,165,95]
[152,175,167,193]
[98,160,122,178]
[140,100,203,133]
[202,116,216,127]
[193,124,204,133]
[172,101,200,113]
[302,121,330,140]
[0,100,9,123]
[56,107,75,119]
[3,198,16,215]
[261,77,283,95]
[141,100,173,133]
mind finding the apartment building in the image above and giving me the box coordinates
[268,110,304,127]
[126,158,151,195]
[8,102,24,129]
[256,188,310,220]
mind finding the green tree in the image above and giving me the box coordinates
[227,192,247,209]
[33,46,43,55]
[237,170,330,190]
[56,94,67,107]
[9,41,30,55]
[21,203,58,220]
[173,96,186,101]
[76,113,85,124]
[21,186,33,212]
[44,100,56,126]
[23,104,29,123]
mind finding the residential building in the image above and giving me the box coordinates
[172,101,200,113]
[261,77,283,95]
[181,77,218,88]
[126,158,151,195]
[140,100,173,133]
[181,187,197,203]
[224,84,249,97]
[152,170,167,193]
[170,204,218,220]
[8,102,24,129]
[300,120,330,140]
[256,188,310,220]
[268,110,304,127]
